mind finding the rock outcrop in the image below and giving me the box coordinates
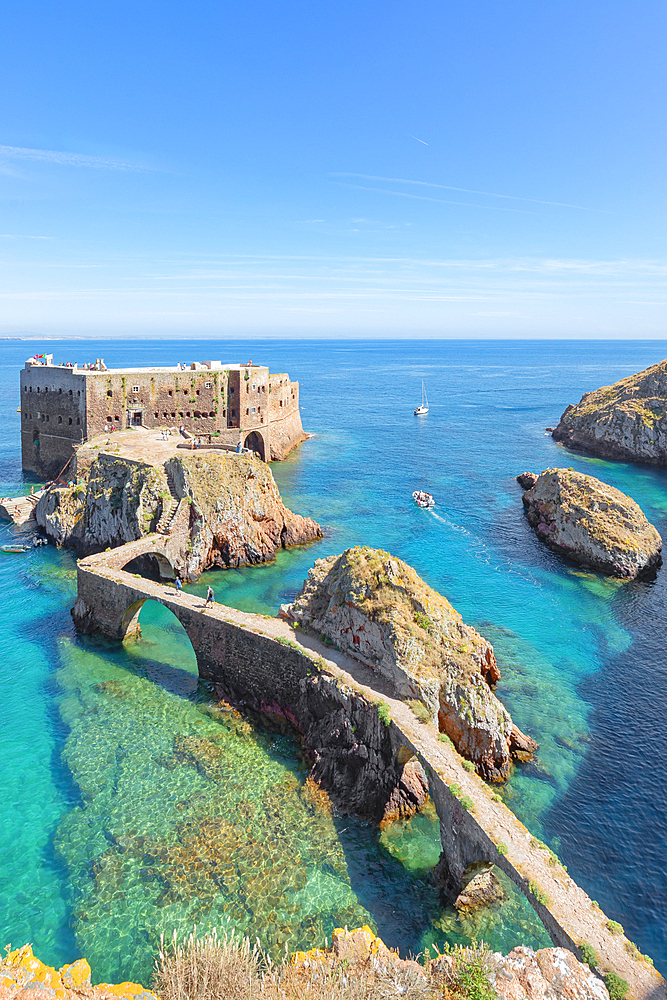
[521,468,662,578]
[486,946,610,1000]
[167,452,321,579]
[552,359,667,464]
[0,945,158,1000]
[36,451,322,579]
[36,454,167,553]
[282,546,537,780]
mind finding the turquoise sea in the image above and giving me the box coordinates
[2,338,667,982]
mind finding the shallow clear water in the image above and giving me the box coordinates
[2,338,667,978]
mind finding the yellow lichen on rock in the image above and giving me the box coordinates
[0,947,159,1000]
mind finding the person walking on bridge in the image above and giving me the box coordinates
[204,585,214,608]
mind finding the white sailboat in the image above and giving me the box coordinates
[414,380,429,415]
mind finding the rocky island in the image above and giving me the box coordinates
[35,437,321,579]
[520,468,662,578]
[552,358,667,464]
[282,546,537,780]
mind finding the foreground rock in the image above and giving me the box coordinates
[282,546,536,780]
[0,945,158,1000]
[486,946,610,1000]
[521,468,662,578]
[36,451,321,579]
[553,359,667,464]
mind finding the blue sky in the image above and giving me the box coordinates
[1,0,666,338]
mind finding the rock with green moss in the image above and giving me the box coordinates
[521,468,661,578]
[166,452,322,578]
[35,454,166,553]
[553,359,667,464]
[282,546,536,780]
[35,452,322,577]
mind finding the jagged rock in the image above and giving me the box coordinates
[36,454,166,552]
[455,862,507,912]
[35,452,321,580]
[282,546,537,780]
[487,946,610,1000]
[552,359,667,464]
[521,468,662,578]
[517,472,539,489]
[166,453,321,579]
[0,944,159,1000]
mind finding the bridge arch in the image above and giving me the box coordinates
[122,551,175,582]
[244,430,265,460]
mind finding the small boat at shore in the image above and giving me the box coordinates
[1,543,31,553]
[414,380,429,415]
[412,490,435,508]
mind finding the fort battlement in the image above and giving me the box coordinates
[20,355,306,478]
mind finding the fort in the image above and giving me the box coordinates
[20,354,306,478]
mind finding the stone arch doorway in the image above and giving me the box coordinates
[244,430,265,460]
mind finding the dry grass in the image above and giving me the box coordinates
[152,929,495,1000]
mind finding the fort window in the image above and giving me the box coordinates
[58,416,62,424]
[252,384,256,391]
[154,412,158,418]
[208,411,215,417]
[132,385,139,393]
[68,418,72,425]
[29,387,32,392]
[168,390,173,396]
[45,387,48,392]
[251,407,256,414]
[194,411,201,418]
[46,415,49,421]
[186,411,190,417]
[179,411,183,418]
[246,407,249,415]
[77,418,80,425]
[280,400,283,407]
[69,390,72,395]
[59,388,62,394]
[222,409,226,417]
[171,411,175,418]
[107,416,112,423]
[196,390,200,396]
[107,390,113,397]
[204,382,211,388]
[37,387,40,393]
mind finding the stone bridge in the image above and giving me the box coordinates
[72,541,665,1000]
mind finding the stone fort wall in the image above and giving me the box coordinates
[21,360,306,478]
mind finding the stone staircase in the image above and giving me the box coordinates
[0,492,43,526]
[155,471,182,535]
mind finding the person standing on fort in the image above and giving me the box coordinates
[204,585,214,608]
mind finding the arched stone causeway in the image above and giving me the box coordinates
[69,536,666,1000]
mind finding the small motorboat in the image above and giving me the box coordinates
[412,490,435,508]
[1,543,31,553]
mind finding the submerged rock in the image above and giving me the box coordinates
[283,546,537,780]
[455,862,507,913]
[36,451,322,579]
[521,468,662,578]
[517,472,538,489]
[552,359,667,464]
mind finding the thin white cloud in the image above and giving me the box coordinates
[0,233,53,239]
[0,145,146,171]
[334,181,537,214]
[331,172,607,212]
